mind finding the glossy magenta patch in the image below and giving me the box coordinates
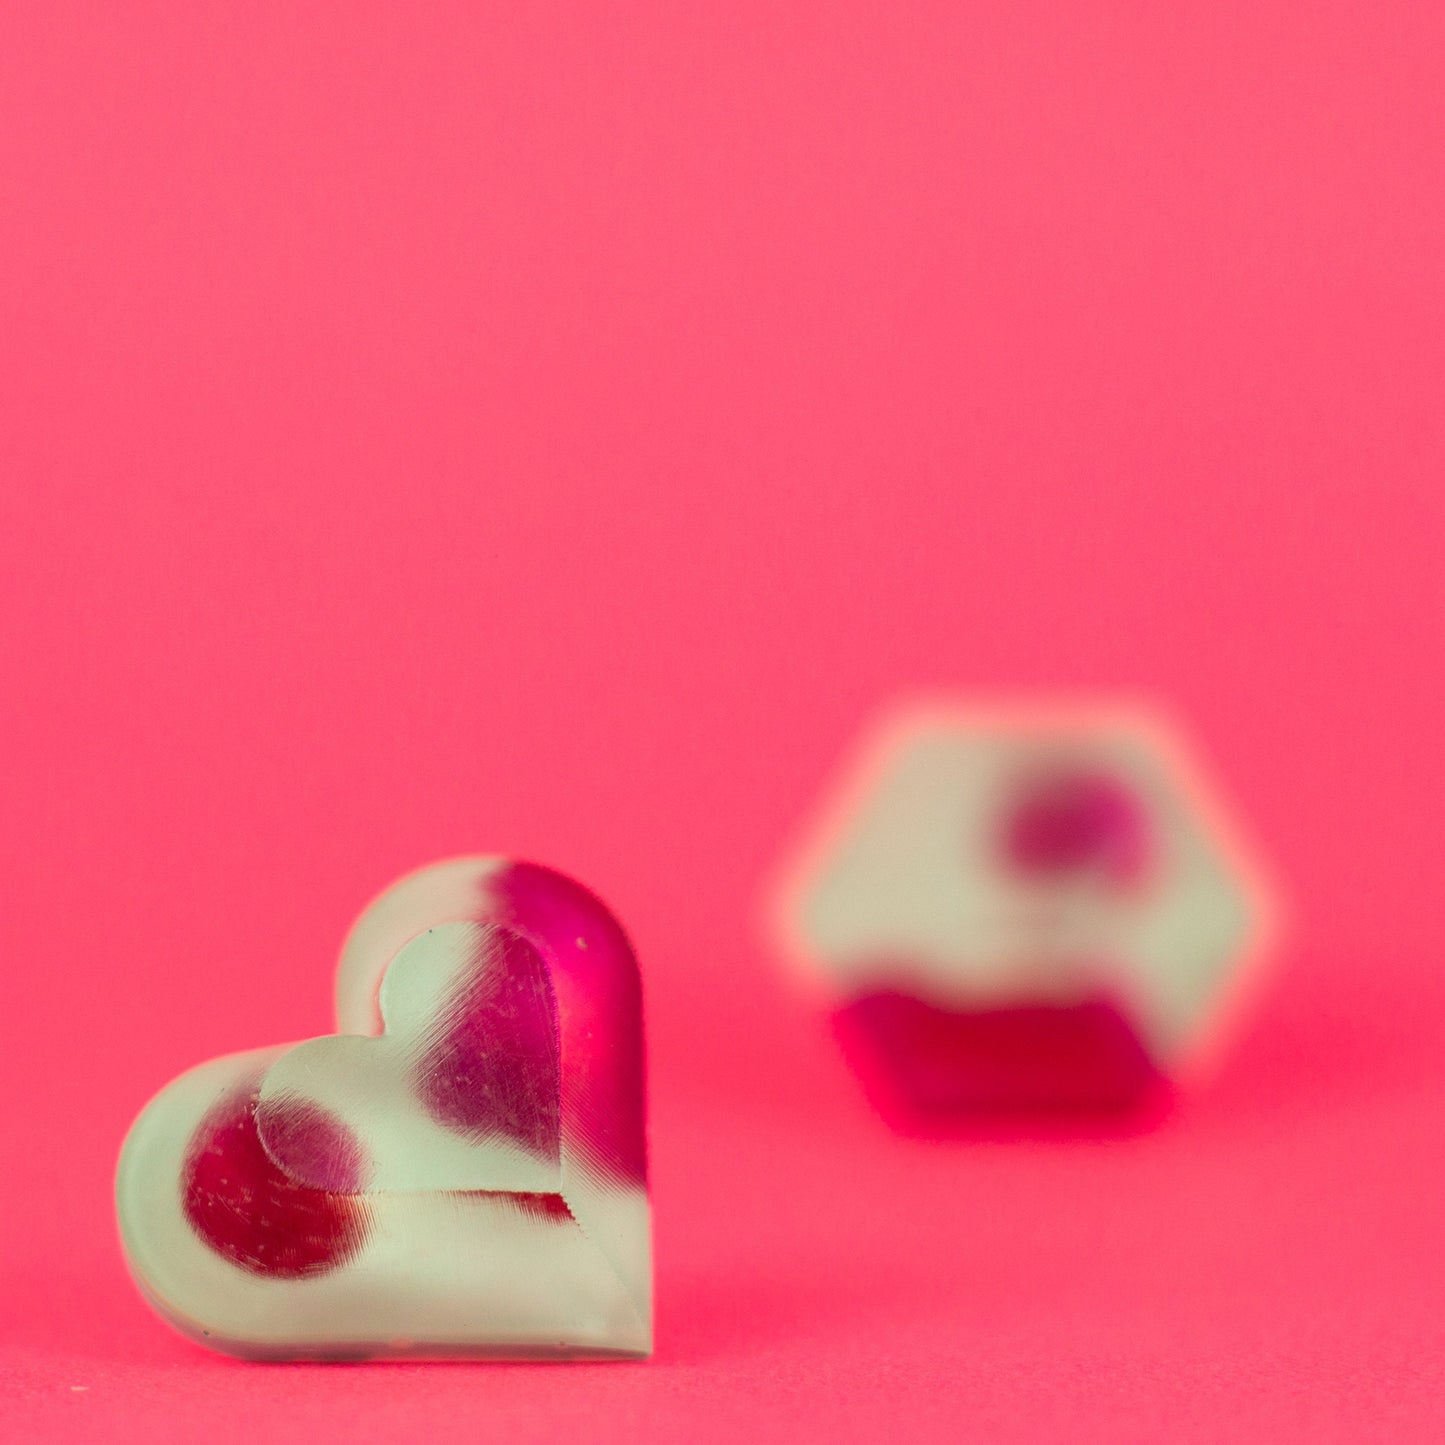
[483,861,648,1186]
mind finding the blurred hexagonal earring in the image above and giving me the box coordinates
[768,700,1278,1126]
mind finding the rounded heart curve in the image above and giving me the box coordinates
[115,857,651,1360]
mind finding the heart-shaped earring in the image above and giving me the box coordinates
[116,858,651,1360]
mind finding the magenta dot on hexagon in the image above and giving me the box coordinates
[1000,768,1153,886]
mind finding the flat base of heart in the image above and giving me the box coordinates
[117,1048,651,1361]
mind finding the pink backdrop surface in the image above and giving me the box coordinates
[2,4,1441,1439]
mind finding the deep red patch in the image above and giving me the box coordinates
[448,1188,574,1222]
[506,1190,574,1222]
[181,1079,371,1279]
[835,989,1163,1120]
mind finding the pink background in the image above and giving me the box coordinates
[2,3,1441,1438]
